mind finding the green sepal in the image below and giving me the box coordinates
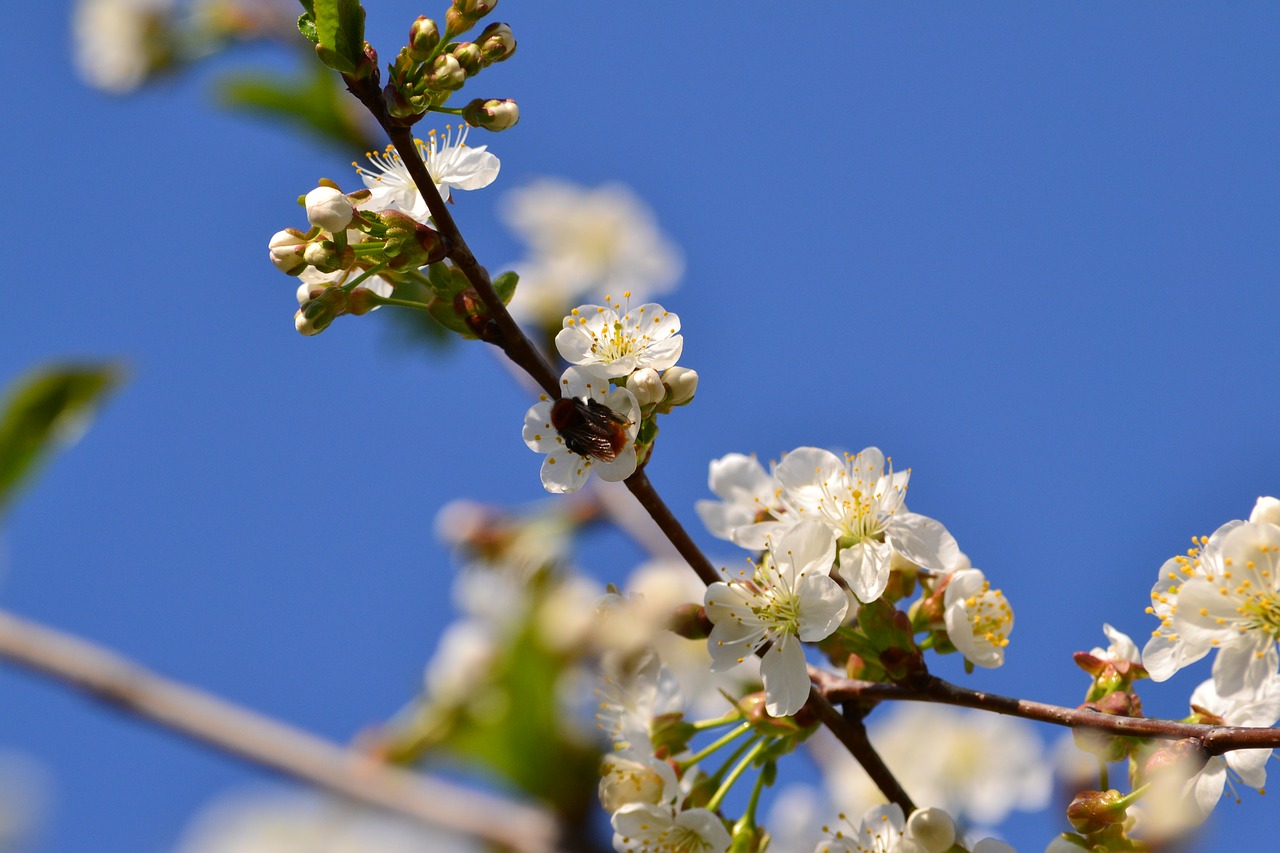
[0,364,123,518]
[426,295,477,338]
[425,262,469,298]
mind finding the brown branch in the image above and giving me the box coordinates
[0,609,558,853]
[811,670,1280,755]
[344,77,561,398]
[339,78,918,816]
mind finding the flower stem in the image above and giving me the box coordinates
[706,738,768,812]
[742,761,770,826]
[689,711,744,732]
[340,262,389,293]
[679,721,751,769]
[374,297,432,311]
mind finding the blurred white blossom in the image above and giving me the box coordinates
[500,180,683,324]
[173,790,480,853]
[73,0,174,93]
[812,704,1051,828]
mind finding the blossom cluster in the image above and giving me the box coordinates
[523,296,698,494]
[267,126,499,335]
[695,448,1013,715]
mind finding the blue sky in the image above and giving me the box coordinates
[2,2,1279,851]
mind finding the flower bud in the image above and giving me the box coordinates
[450,42,483,76]
[453,0,497,19]
[906,808,955,853]
[667,603,712,640]
[1251,495,1280,526]
[408,16,440,61]
[627,368,666,408]
[477,22,516,63]
[294,288,349,336]
[1066,789,1127,834]
[661,367,698,407]
[303,240,348,274]
[462,97,520,131]
[347,287,382,315]
[425,54,466,90]
[1143,737,1209,780]
[268,229,308,274]
[737,692,803,736]
[304,186,355,232]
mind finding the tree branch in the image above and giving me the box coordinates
[811,669,1280,755]
[0,608,558,853]
[338,80,919,815]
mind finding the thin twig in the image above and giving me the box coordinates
[0,609,557,853]
[625,471,916,814]
[338,78,918,814]
[811,670,1280,755]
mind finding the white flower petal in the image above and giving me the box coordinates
[888,513,962,572]
[838,540,892,603]
[761,634,811,717]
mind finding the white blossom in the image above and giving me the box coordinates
[774,447,961,603]
[612,803,731,853]
[72,0,173,93]
[1088,623,1141,664]
[1143,519,1280,698]
[173,790,479,853]
[356,126,499,221]
[705,521,847,717]
[1176,678,1280,822]
[599,750,680,814]
[555,300,683,380]
[812,705,1050,827]
[596,653,683,753]
[814,804,908,853]
[523,367,640,494]
[500,179,683,323]
[943,569,1013,669]
[695,453,787,550]
[621,559,762,717]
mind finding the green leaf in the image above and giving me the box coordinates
[0,364,123,517]
[214,64,379,152]
[313,0,365,74]
[297,12,318,45]
[493,271,519,305]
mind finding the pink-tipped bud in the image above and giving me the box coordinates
[477,22,516,63]
[450,41,483,76]
[268,229,308,274]
[408,16,440,61]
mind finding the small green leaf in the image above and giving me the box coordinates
[0,364,123,517]
[297,11,318,45]
[493,271,519,305]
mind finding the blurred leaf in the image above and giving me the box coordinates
[0,364,123,517]
[215,64,378,152]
